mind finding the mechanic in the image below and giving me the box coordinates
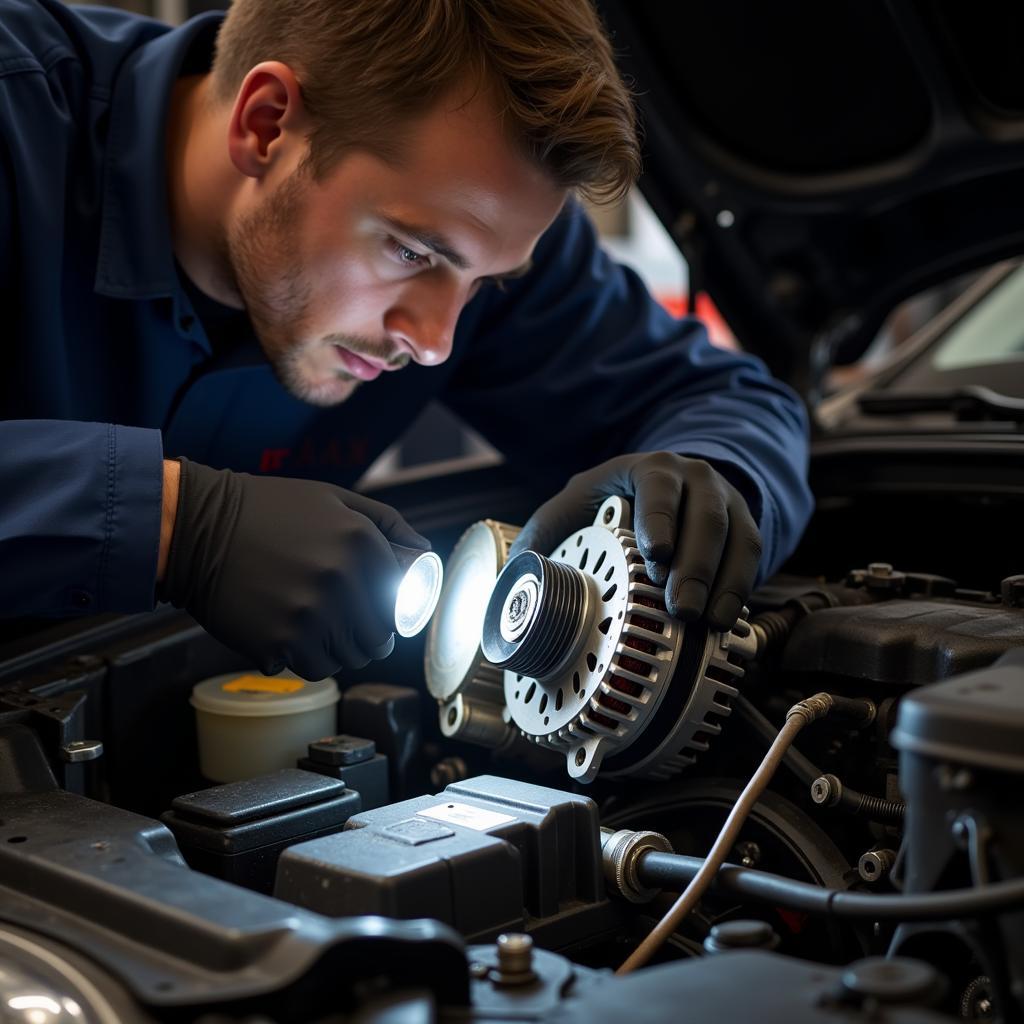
[0,0,813,681]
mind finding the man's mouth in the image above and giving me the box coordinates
[331,345,388,382]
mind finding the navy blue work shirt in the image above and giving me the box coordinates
[0,0,814,618]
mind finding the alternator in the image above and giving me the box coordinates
[480,497,757,783]
[425,519,521,748]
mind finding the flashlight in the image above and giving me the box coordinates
[391,543,444,638]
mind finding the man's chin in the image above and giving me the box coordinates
[279,368,362,408]
[301,377,362,407]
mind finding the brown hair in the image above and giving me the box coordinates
[211,0,639,202]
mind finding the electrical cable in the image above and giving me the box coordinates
[616,692,852,974]
[635,851,1024,921]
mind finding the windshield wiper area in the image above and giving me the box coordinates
[857,385,1024,424]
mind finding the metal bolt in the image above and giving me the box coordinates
[495,933,536,986]
[735,841,761,869]
[858,849,896,882]
[811,774,841,807]
[61,739,104,763]
[469,961,490,980]
[575,747,587,767]
[509,592,528,623]
[861,562,906,594]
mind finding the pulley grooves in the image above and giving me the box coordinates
[482,550,589,681]
[505,556,587,679]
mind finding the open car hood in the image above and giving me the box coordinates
[596,0,1024,391]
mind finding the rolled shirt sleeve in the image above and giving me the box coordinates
[0,420,164,616]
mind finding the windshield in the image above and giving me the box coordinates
[931,264,1024,371]
[885,261,1024,398]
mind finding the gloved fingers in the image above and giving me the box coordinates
[346,530,404,663]
[510,455,643,560]
[630,456,684,584]
[665,477,728,621]
[345,603,397,667]
[361,630,396,662]
[343,490,430,551]
[337,507,409,628]
[704,495,762,631]
[258,653,288,677]
[279,640,342,683]
[510,492,599,560]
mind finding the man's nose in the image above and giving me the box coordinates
[384,281,463,366]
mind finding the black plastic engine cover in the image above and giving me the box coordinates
[543,950,951,1024]
[781,599,1024,685]
[275,775,613,946]
[890,649,1024,1022]
[162,768,362,893]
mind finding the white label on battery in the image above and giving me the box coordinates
[417,802,516,832]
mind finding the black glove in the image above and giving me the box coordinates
[160,459,429,679]
[510,452,761,631]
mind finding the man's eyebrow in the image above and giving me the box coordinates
[381,216,470,270]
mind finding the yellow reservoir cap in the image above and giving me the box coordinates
[221,675,306,695]
[190,672,338,718]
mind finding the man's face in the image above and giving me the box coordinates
[226,87,568,406]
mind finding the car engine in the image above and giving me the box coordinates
[1,487,1022,1023]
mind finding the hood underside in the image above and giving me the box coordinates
[596,0,1024,391]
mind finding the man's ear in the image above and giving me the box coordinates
[227,61,307,179]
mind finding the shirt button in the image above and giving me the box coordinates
[71,589,94,609]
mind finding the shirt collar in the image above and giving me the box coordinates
[94,12,224,302]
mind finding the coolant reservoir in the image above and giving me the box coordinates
[190,672,339,782]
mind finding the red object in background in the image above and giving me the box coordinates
[656,292,737,350]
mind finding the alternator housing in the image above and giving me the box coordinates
[493,499,755,782]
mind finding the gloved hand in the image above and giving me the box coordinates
[510,452,761,631]
[159,459,429,679]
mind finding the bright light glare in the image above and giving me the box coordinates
[8,996,63,1016]
[395,551,443,637]
[436,551,494,670]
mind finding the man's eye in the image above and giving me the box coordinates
[389,239,425,266]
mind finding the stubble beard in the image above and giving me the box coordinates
[224,169,408,408]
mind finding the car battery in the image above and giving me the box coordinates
[162,768,361,893]
[275,774,608,944]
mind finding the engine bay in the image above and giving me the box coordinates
[1,483,1023,1023]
